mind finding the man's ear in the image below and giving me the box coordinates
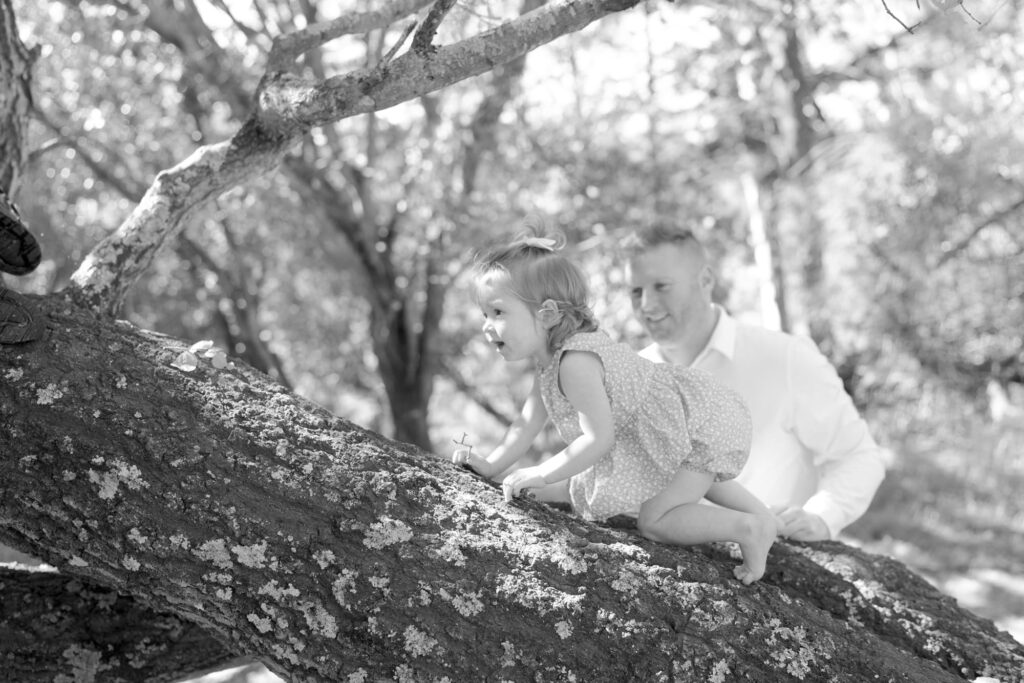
[699,265,716,299]
[537,299,563,328]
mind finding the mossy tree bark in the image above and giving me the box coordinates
[2,296,1024,682]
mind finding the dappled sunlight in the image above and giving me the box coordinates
[846,408,1024,646]
[936,570,1024,645]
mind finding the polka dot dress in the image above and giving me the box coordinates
[538,331,752,522]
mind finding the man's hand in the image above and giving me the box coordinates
[775,508,830,541]
[501,467,546,503]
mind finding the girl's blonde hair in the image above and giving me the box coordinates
[473,232,598,353]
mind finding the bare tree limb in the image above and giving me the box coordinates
[411,0,459,54]
[66,0,643,316]
[880,0,921,33]
[936,193,1024,267]
[266,0,432,70]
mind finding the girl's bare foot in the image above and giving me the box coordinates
[733,513,777,585]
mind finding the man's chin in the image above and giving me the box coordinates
[644,324,676,343]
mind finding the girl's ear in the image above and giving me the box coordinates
[537,299,563,328]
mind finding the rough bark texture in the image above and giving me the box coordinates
[2,293,1023,682]
[0,0,34,193]
[0,566,241,682]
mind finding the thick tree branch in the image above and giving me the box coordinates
[411,0,459,54]
[302,0,642,129]
[0,566,241,682]
[2,294,1024,681]
[66,133,285,314]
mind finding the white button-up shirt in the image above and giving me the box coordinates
[639,307,887,538]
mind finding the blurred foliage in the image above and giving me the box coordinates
[6,0,1024,450]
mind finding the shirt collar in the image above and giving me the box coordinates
[694,304,737,364]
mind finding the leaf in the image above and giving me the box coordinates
[189,340,215,354]
[171,351,199,372]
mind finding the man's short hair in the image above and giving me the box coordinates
[618,224,705,260]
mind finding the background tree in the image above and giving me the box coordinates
[4,0,1024,680]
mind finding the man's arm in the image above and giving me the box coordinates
[785,336,888,538]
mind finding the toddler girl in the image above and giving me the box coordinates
[453,234,777,584]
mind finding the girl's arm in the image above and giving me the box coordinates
[503,351,614,498]
[454,376,548,479]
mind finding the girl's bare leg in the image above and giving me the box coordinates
[637,470,776,585]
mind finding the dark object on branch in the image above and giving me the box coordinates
[0,187,40,276]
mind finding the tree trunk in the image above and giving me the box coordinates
[2,293,1022,682]
[0,0,33,193]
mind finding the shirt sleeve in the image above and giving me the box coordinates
[783,335,887,539]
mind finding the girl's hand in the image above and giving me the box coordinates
[452,448,491,477]
[501,467,546,502]
[452,447,473,466]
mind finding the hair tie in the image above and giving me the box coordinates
[520,236,557,251]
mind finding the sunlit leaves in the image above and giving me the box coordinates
[13,0,1024,442]
[170,340,229,372]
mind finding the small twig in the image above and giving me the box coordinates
[958,2,980,24]
[880,0,919,33]
[936,194,1024,268]
[381,21,417,65]
[452,432,473,454]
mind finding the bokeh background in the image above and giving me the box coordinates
[4,1,1023,680]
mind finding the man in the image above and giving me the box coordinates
[0,186,43,344]
[622,225,886,541]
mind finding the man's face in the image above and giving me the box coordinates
[626,241,712,345]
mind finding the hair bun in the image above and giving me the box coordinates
[519,236,557,250]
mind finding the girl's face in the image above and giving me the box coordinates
[476,276,551,366]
